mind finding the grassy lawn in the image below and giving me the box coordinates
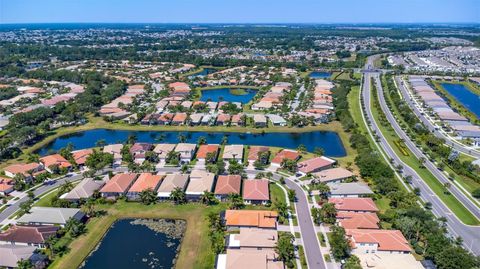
[370,85,480,225]
[297,245,308,269]
[49,201,225,269]
[34,189,61,207]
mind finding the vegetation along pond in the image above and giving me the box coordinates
[80,219,185,269]
[37,129,346,157]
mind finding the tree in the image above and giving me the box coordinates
[296,144,307,153]
[275,233,295,268]
[127,134,137,145]
[139,188,158,205]
[344,255,362,269]
[287,189,296,202]
[85,149,114,171]
[19,198,34,215]
[205,151,217,164]
[95,139,106,148]
[199,191,217,205]
[319,202,337,224]
[314,147,325,156]
[281,159,298,173]
[197,136,207,145]
[65,218,86,238]
[434,245,479,269]
[472,188,480,198]
[17,259,34,269]
[312,182,330,200]
[166,150,180,165]
[227,193,244,209]
[273,200,289,223]
[329,226,351,260]
[177,133,187,143]
[171,187,186,205]
[81,199,96,217]
[228,160,244,175]
[443,182,451,194]
[181,164,189,173]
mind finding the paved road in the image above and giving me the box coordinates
[361,70,480,255]
[395,76,480,159]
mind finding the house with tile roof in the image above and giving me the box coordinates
[328,197,379,213]
[214,175,242,201]
[72,149,93,167]
[16,207,85,227]
[243,179,270,205]
[157,174,189,199]
[0,225,59,248]
[127,173,164,200]
[336,212,380,230]
[346,229,411,254]
[225,210,278,229]
[153,144,176,163]
[196,144,219,162]
[99,173,138,199]
[216,249,283,269]
[222,145,244,162]
[174,143,197,163]
[40,154,72,173]
[312,167,354,184]
[227,228,278,250]
[0,177,14,196]
[60,177,107,201]
[271,149,300,166]
[297,156,336,174]
[185,170,215,200]
[3,163,44,178]
[329,183,374,198]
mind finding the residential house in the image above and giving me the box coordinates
[189,113,203,125]
[196,144,219,163]
[336,212,379,230]
[0,245,46,269]
[16,207,85,226]
[216,113,231,126]
[226,228,277,250]
[214,175,242,201]
[157,174,189,199]
[3,163,44,179]
[127,173,164,200]
[153,144,176,164]
[0,177,14,196]
[297,156,336,175]
[216,249,283,269]
[157,113,174,125]
[0,225,59,248]
[253,114,268,127]
[312,167,354,184]
[267,114,287,126]
[271,149,300,166]
[247,146,270,163]
[329,183,374,198]
[174,143,197,163]
[222,145,244,162]
[346,229,411,254]
[172,113,187,125]
[225,210,278,229]
[129,143,153,164]
[99,173,138,199]
[328,197,379,213]
[40,154,72,173]
[103,144,123,167]
[185,170,215,200]
[60,177,107,201]
[72,149,93,168]
[243,179,270,205]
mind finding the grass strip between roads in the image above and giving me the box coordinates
[370,82,479,225]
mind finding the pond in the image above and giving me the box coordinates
[441,83,480,119]
[199,88,258,103]
[309,71,332,79]
[37,129,347,157]
[81,219,185,269]
[188,67,217,78]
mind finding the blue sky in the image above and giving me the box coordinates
[0,0,478,24]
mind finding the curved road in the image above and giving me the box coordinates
[362,70,480,255]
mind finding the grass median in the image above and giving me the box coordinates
[370,84,480,225]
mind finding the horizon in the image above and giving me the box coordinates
[1,0,479,24]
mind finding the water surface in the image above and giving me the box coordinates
[199,88,257,103]
[37,129,346,157]
[441,83,480,119]
[309,71,332,79]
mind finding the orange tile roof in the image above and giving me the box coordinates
[4,163,42,176]
[243,179,269,201]
[128,173,163,193]
[225,210,278,229]
[336,212,379,229]
[196,144,219,159]
[72,149,93,165]
[100,173,138,193]
[329,198,379,212]
[271,149,300,165]
[172,113,187,122]
[247,146,270,161]
[40,154,72,169]
[346,229,411,252]
[214,175,241,195]
[297,156,335,173]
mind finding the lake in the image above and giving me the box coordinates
[199,88,258,103]
[37,129,346,157]
[309,71,332,79]
[81,219,184,269]
[188,67,217,78]
[441,83,480,119]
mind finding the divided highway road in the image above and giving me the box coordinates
[361,71,480,255]
[395,76,480,159]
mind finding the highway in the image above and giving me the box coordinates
[394,75,480,159]
[361,69,480,255]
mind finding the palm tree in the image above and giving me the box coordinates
[81,199,96,217]
[227,193,244,209]
[139,189,158,205]
[199,191,217,205]
[171,187,186,205]
[273,200,288,221]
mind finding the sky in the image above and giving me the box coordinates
[0,0,479,24]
